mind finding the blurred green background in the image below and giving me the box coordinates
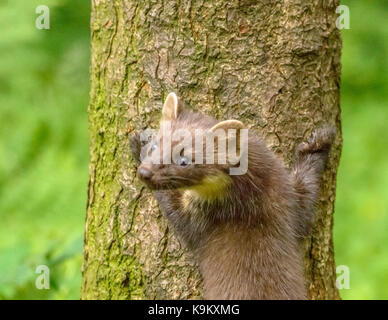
[0,0,386,299]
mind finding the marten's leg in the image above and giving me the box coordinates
[292,128,336,239]
[129,131,142,164]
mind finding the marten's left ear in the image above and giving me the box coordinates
[210,120,244,132]
[210,120,246,163]
[162,92,181,121]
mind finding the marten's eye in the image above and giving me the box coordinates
[178,156,190,167]
[150,143,158,152]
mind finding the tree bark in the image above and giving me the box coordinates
[81,0,342,300]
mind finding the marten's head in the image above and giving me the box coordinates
[137,93,248,202]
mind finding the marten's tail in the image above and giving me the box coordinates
[291,127,336,239]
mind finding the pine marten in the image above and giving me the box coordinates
[130,92,336,300]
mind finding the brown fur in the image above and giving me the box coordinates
[130,95,335,300]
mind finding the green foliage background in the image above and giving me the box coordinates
[0,0,386,299]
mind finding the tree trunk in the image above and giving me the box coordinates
[81,0,342,300]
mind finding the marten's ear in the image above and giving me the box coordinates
[210,120,246,165]
[210,120,244,132]
[162,92,181,121]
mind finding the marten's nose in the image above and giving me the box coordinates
[137,165,153,181]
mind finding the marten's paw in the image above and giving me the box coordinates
[129,131,142,165]
[297,127,336,157]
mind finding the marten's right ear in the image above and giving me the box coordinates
[162,92,181,121]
